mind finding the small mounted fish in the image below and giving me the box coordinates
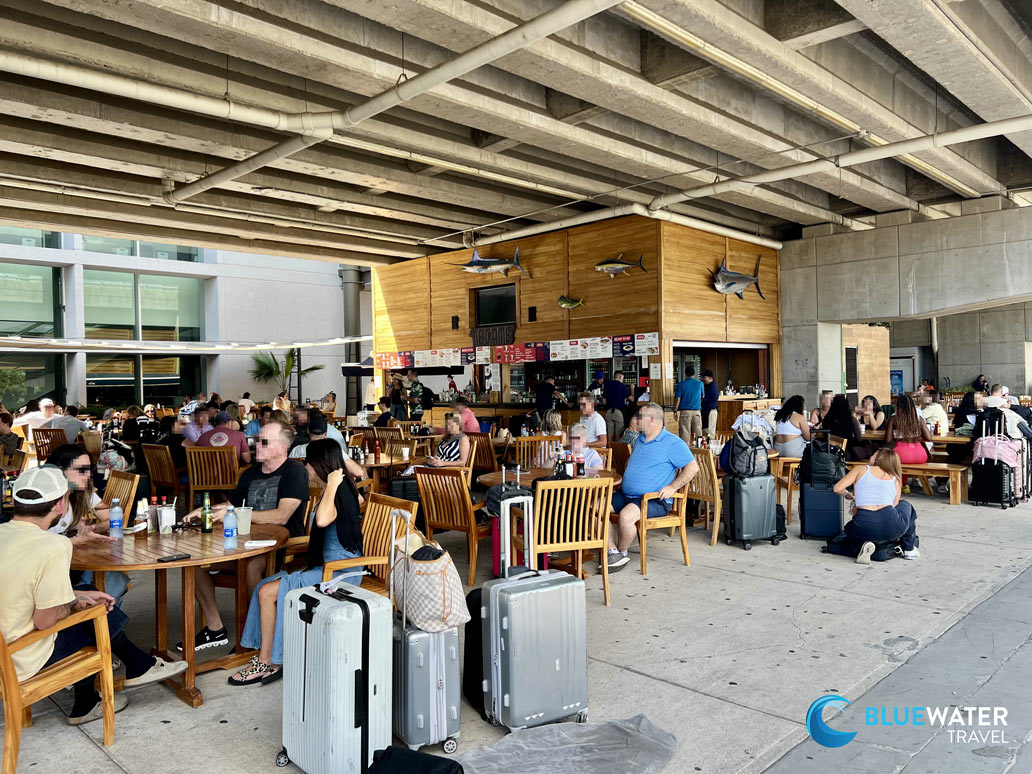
[712,255,764,300]
[594,253,646,279]
[455,246,529,278]
[557,295,584,309]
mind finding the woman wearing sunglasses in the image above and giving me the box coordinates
[44,444,130,605]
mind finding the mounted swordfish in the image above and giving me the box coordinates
[455,246,529,278]
[712,255,764,300]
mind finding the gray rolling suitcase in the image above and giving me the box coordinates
[477,492,589,730]
[723,474,781,550]
[391,510,462,754]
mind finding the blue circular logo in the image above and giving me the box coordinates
[806,695,857,748]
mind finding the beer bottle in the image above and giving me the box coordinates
[201,492,214,534]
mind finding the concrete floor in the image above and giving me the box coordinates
[11,489,1032,774]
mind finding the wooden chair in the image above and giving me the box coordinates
[686,449,723,546]
[467,431,498,473]
[6,449,29,475]
[611,442,632,476]
[156,407,175,419]
[774,457,801,525]
[1,604,115,773]
[101,470,140,510]
[458,437,478,487]
[416,467,488,586]
[385,438,417,459]
[322,402,337,418]
[142,444,186,501]
[30,428,65,464]
[512,478,615,605]
[79,430,103,463]
[185,446,239,508]
[637,475,692,576]
[828,435,849,450]
[595,446,612,471]
[714,431,734,444]
[515,435,562,469]
[348,432,365,448]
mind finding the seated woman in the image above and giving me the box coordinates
[821,394,868,461]
[809,390,833,427]
[425,413,471,469]
[884,394,931,493]
[833,448,919,563]
[773,396,810,458]
[619,413,642,445]
[230,439,363,685]
[568,424,603,474]
[45,445,129,604]
[535,409,568,468]
[855,395,886,430]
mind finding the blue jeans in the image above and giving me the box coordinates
[79,570,130,607]
[844,500,918,552]
[611,490,672,518]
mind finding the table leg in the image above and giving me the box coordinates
[92,570,106,593]
[234,558,248,652]
[951,471,962,506]
[155,569,168,656]
[167,565,203,707]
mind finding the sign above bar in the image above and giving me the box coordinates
[470,324,516,347]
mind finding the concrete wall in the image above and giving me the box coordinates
[889,319,930,348]
[937,302,1032,394]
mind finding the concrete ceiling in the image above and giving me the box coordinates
[1,0,1031,265]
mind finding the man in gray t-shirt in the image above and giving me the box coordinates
[43,406,90,443]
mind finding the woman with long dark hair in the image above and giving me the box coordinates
[773,395,810,458]
[820,395,867,460]
[230,439,364,686]
[855,395,885,430]
[884,394,932,493]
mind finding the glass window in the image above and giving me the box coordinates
[84,270,136,340]
[139,241,199,262]
[141,275,202,342]
[0,353,61,411]
[142,354,204,407]
[0,262,59,338]
[0,226,61,249]
[82,235,136,256]
[85,353,137,408]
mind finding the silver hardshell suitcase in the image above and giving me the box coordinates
[479,492,589,730]
[391,510,462,753]
[278,582,393,773]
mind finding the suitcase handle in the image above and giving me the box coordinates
[353,668,366,728]
[298,593,321,624]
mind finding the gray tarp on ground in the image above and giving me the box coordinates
[457,715,676,774]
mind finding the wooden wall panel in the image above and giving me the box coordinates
[842,324,891,405]
[660,223,728,342]
[566,216,659,338]
[372,257,430,353]
[724,240,781,344]
[428,231,568,349]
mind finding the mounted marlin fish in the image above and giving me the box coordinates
[594,253,646,278]
[712,255,765,300]
[456,246,529,278]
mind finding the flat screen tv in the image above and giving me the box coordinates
[474,284,516,326]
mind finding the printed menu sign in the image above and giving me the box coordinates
[414,351,429,368]
[612,335,634,357]
[549,340,569,361]
[444,348,461,367]
[634,332,660,356]
[475,346,492,364]
[460,347,476,365]
[524,342,550,362]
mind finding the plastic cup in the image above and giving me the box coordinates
[401,447,410,461]
[237,507,253,536]
[158,506,176,535]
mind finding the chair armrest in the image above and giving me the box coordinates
[354,478,373,491]
[472,501,486,511]
[284,536,309,556]
[9,603,107,654]
[321,555,389,582]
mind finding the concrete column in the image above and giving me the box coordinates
[62,263,87,406]
[781,322,842,402]
[339,265,363,415]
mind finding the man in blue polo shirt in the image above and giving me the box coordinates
[607,403,698,571]
[673,365,704,443]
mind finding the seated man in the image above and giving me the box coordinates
[607,403,698,572]
[196,410,252,465]
[373,397,393,427]
[245,405,272,437]
[182,404,212,445]
[0,410,19,457]
[290,412,360,477]
[43,404,90,443]
[0,468,187,725]
[178,421,309,652]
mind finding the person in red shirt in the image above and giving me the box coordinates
[452,397,481,434]
[196,411,252,465]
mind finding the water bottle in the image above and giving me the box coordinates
[109,498,124,539]
[223,505,238,550]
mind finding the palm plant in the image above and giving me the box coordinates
[248,348,324,398]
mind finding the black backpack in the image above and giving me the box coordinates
[725,427,770,477]
[798,431,846,485]
[419,384,437,410]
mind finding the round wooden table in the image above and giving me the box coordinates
[71,523,288,708]
[362,453,427,492]
[476,468,622,488]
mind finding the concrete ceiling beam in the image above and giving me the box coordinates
[763,0,866,50]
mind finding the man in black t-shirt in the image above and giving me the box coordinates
[535,376,568,418]
[177,421,309,653]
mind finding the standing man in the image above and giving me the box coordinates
[701,370,720,439]
[237,392,256,417]
[535,375,569,422]
[602,372,631,443]
[577,392,608,449]
[452,397,481,434]
[363,379,377,411]
[406,368,425,423]
[673,366,704,443]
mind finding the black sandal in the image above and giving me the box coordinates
[261,666,284,685]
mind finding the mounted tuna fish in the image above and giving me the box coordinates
[557,295,585,309]
[456,246,529,278]
[712,255,764,300]
[594,253,645,278]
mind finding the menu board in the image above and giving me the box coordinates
[443,348,461,367]
[414,350,429,368]
[549,340,569,361]
[375,351,412,370]
[475,346,492,364]
[568,339,591,359]
[524,342,550,362]
[612,335,635,357]
[634,332,660,356]
[460,347,476,365]
[588,337,611,358]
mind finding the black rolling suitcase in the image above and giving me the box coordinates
[798,482,847,540]
[389,476,425,532]
[970,412,1019,509]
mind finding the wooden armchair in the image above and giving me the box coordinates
[185,446,239,508]
[30,428,65,464]
[595,446,612,471]
[687,449,723,546]
[102,470,140,511]
[515,435,562,469]
[2,604,115,773]
[638,473,693,575]
[142,444,186,502]
[416,467,488,586]
[610,442,632,476]
[774,457,802,525]
[467,431,498,474]
[372,426,402,447]
[512,478,615,605]
[6,449,29,475]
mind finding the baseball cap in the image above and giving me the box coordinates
[13,466,69,504]
[594,370,604,379]
[214,411,232,425]
[39,398,54,407]
[308,413,328,435]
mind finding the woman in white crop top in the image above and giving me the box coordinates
[833,448,919,564]
[772,396,810,458]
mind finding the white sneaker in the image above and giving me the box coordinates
[124,657,189,687]
[903,547,920,560]
[855,541,875,564]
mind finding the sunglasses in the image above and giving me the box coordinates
[72,465,92,473]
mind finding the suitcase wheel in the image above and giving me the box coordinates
[275,749,289,768]
[443,738,459,754]
[771,537,781,546]
[743,542,752,551]
[576,711,589,723]
[726,538,734,546]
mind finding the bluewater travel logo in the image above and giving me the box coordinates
[805,694,1011,748]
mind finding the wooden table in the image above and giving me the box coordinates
[477,468,622,488]
[862,430,970,444]
[71,524,287,707]
[363,454,427,492]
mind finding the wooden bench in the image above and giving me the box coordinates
[847,461,969,505]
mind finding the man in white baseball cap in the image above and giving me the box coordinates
[0,467,188,725]
[14,397,55,430]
